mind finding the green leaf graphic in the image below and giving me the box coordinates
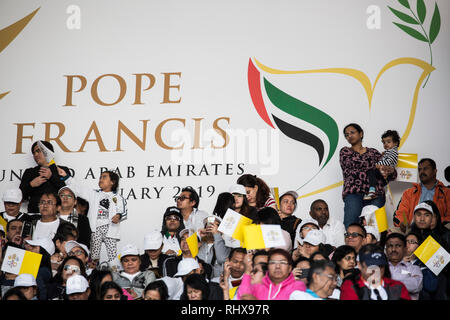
[388,6,418,25]
[393,22,428,42]
[417,0,426,24]
[429,3,441,44]
[398,0,410,9]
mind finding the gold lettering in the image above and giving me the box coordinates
[155,118,185,150]
[211,117,230,149]
[13,123,35,154]
[77,121,109,152]
[192,118,204,150]
[161,72,181,104]
[64,75,87,106]
[43,122,73,152]
[133,74,156,105]
[91,74,126,106]
[115,120,149,151]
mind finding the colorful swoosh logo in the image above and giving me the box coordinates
[248,58,339,171]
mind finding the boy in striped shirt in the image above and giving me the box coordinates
[364,130,400,200]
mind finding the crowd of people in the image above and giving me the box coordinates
[0,124,449,301]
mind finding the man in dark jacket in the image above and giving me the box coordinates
[19,141,72,214]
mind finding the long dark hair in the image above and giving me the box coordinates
[332,245,357,273]
[237,174,271,209]
[100,281,124,300]
[213,192,235,219]
[180,274,209,300]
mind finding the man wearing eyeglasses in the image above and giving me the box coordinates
[175,187,209,235]
[32,192,71,241]
[344,223,367,254]
[385,233,422,300]
[57,186,91,249]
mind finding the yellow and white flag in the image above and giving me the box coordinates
[218,209,253,242]
[374,206,388,233]
[395,153,418,183]
[243,224,286,250]
[1,246,42,278]
[0,215,7,234]
[414,236,450,276]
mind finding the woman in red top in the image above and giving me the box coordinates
[340,123,396,227]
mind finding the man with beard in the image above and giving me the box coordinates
[309,199,346,248]
[394,158,450,232]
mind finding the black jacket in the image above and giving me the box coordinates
[19,164,71,213]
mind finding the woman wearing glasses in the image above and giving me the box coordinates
[237,248,306,300]
[47,256,87,300]
[331,245,358,289]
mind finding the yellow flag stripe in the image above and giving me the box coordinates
[375,207,388,233]
[19,251,42,279]
[232,216,253,242]
[414,236,440,263]
[229,286,238,300]
[244,225,266,250]
[186,233,199,258]
[0,216,7,235]
[397,153,418,169]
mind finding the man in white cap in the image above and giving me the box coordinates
[309,199,346,248]
[140,230,169,278]
[13,274,38,300]
[66,274,90,300]
[1,188,37,223]
[57,186,91,249]
[162,229,212,279]
[300,229,326,259]
[112,244,156,299]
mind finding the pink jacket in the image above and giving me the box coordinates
[237,272,306,300]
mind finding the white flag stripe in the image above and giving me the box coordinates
[424,246,450,276]
[261,224,286,249]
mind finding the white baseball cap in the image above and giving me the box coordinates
[179,228,195,239]
[364,226,380,242]
[174,258,200,277]
[66,274,89,295]
[26,237,55,255]
[119,244,139,260]
[303,229,326,246]
[14,274,37,287]
[414,202,434,215]
[298,218,319,231]
[2,188,22,203]
[203,215,222,225]
[228,184,246,195]
[65,240,90,257]
[144,230,163,250]
[58,185,78,198]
